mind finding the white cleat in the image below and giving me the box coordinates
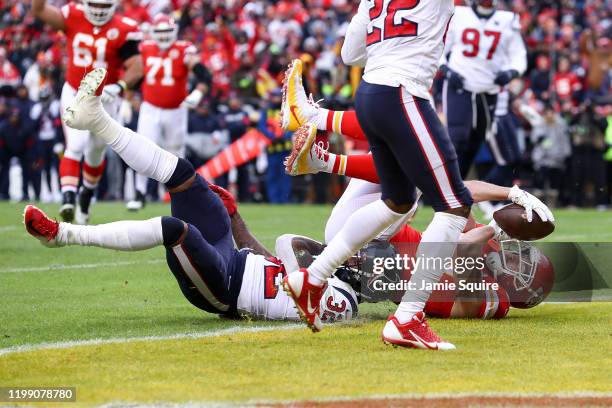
[74,205,90,225]
[62,68,107,131]
[126,199,144,212]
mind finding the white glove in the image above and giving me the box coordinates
[182,89,204,109]
[101,84,123,105]
[508,185,555,223]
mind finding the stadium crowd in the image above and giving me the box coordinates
[0,0,610,207]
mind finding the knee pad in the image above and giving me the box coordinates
[165,158,195,189]
[161,216,187,246]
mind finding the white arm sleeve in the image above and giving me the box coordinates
[507,15,527,75]
[341,0,370,67]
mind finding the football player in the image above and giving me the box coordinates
[32,0,143,224]
[23,69,357,324]
[282,0,475,350]
[441,0,527,178]
[126,13,213,212]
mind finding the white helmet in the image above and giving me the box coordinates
[320,277,359,323]
[151,13,178,50]
[83,0,118,26]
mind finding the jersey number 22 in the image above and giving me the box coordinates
[367,0,420,46]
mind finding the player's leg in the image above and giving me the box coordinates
[286,124,379,182]
[444,82,474,178]
[284,83,411,331]
[485,114,520,187]
[59,83,87,222]
[162,106,187,158]
[388,90,473,328]
[63,68,235,263]
[280,59,366,140]
[128,102,162,211]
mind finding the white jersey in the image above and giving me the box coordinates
[443,6,527,94]
[237,253,358,321]
[341,0,454,99]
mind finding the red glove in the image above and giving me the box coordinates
[208,182,237,217]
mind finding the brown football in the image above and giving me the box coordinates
[493,203,555,241]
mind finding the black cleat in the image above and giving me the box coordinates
[59,191,76,223]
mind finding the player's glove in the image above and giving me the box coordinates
[507,185,554,223]
[494,70,519,87]
[182,89,204,109]
[101,81,125,105]
[440,65,465,90]
[208,182,237,217]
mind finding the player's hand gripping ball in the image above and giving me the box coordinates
[494,186,555,241]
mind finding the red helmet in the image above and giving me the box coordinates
[151,13,178,50]
[485,240,555,309]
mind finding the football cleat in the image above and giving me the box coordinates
[63,67,107,131]
[75,187,95,225]
[126,191,146,212]
[282,268,327,332]
[280,59,320,131]
[284,123,319,175]
[24,205,62,247]
[59,191,76,223]
[382,312,456,350]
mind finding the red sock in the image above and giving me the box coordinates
[59,157,80,193]
[325,110,366,141]
[332,153,379,184]
[82,160,106,189]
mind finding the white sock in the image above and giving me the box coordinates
[57,217,164,250]
[316,107,330,130]
[308,200,404,285]
[108,127,178,185]
[395,212,468,323]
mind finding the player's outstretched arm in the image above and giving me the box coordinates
[230,212,273,258]
[31,0,64,31]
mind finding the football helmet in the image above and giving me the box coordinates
[320,277,359,323]
[83,0,118,26]
[470,0,497,16]
[485,240,555,309]
[151,13,178,50]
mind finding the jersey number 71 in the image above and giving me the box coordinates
[366,0,420,46]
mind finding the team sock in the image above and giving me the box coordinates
[343,154,379,183]
[394,212,468,323]
[307,200,404,286]
[59,156,81,193]
[82,160,106,190]
[56,217,164,250]
[321,110,366,141]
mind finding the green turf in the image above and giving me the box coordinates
[1,202,611,405]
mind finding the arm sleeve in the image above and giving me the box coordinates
[118,39,141,61]
[506,15,527,75]
[341,0,369,67]
[192,62,212,85]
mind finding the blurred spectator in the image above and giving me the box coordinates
[186,100,229,186]
[0,48,20,96]
[258,89,292,203]
[531,105,572,206]
[30,86,62,200]
[0,107,36,200]
[221,95,253,201]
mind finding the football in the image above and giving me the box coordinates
[493,203,555,241]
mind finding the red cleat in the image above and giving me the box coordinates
[382,312,456,350]
[23,205,60,247]
[282,268,327,332]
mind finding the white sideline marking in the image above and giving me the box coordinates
[0,324,302,357]
[96,392,612,408]
[0,259,165,274]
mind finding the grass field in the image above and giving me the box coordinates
[1,201,611,407]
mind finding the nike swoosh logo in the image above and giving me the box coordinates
[290,105,302,126]
[306,291,317,315]
[408,330,439,350]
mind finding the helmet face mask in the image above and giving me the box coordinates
[486,240,555,308]
[470,0,498,16]
[151,14,178,50]
[83,0,118,26]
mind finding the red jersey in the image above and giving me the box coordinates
[61,3,141,89]
[140,40,197,109]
